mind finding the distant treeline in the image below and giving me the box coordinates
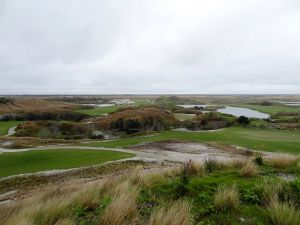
[0,110,89,122]
[182,112,236,130]
[96,107,179,134]
[48,96,110,104]
[0,97,14,105]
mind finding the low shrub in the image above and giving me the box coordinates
[96,107,179,134]
[237,116,250,125]
[242,187,262,204]
[204,159,219,173]
[254,155,264,165]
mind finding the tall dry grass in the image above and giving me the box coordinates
[100,182,138,225]
[267,155,298,169]
[268,199,300,225]
[240,160,259,177]
[214,185,240,211]
[0,178,117,225]
[1,189,74,225]
[148,201,192,225]
[217,158,247,169]
[189,161,205,176]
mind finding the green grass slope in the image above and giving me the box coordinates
[0,121,23,136]
[0,149,134,178]
[81,127,300,154]
[74,105,119,116]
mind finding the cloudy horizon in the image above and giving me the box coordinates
[1,0,300,95]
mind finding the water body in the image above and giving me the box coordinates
[82,103,115,107]
[279,101,300,106]
[178,104,212,108]
[217,106,270,119]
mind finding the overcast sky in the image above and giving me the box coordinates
[0,0,299,94]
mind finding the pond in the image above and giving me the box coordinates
[279,101,300,106]
[177,104,212,108]
[217,106,270,119]
[82,103,115,107]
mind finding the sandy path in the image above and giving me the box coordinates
[0,142,245,163]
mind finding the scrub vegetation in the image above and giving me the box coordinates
[1,158,300,225]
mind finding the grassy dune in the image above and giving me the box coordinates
[0,149,134,178]
[81,127,300,154]
[0,121,23,136]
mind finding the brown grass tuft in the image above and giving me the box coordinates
[189,161,205,176]
[148,201,192,225]
[240,160,259,177]
[268,199,300,225]
[220,158,247,169]
[100,190,138,225]
[214,185,240,211]
[267,155,298,169]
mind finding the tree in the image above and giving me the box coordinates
[237,116,250,125]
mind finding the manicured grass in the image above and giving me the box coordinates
[0,149,134,177]
[81,127,300,154]
[75,105,119,116]
[0,121,23,136]
[233,104,300,116]
[74,99,154,116]
[174,113,195,120]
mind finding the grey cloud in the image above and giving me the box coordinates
[0,0,299,94]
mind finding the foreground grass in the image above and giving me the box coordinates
[0,121,23,136]
[81,127,300,154]
[1,158,299,225]
[0,149,134,177]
